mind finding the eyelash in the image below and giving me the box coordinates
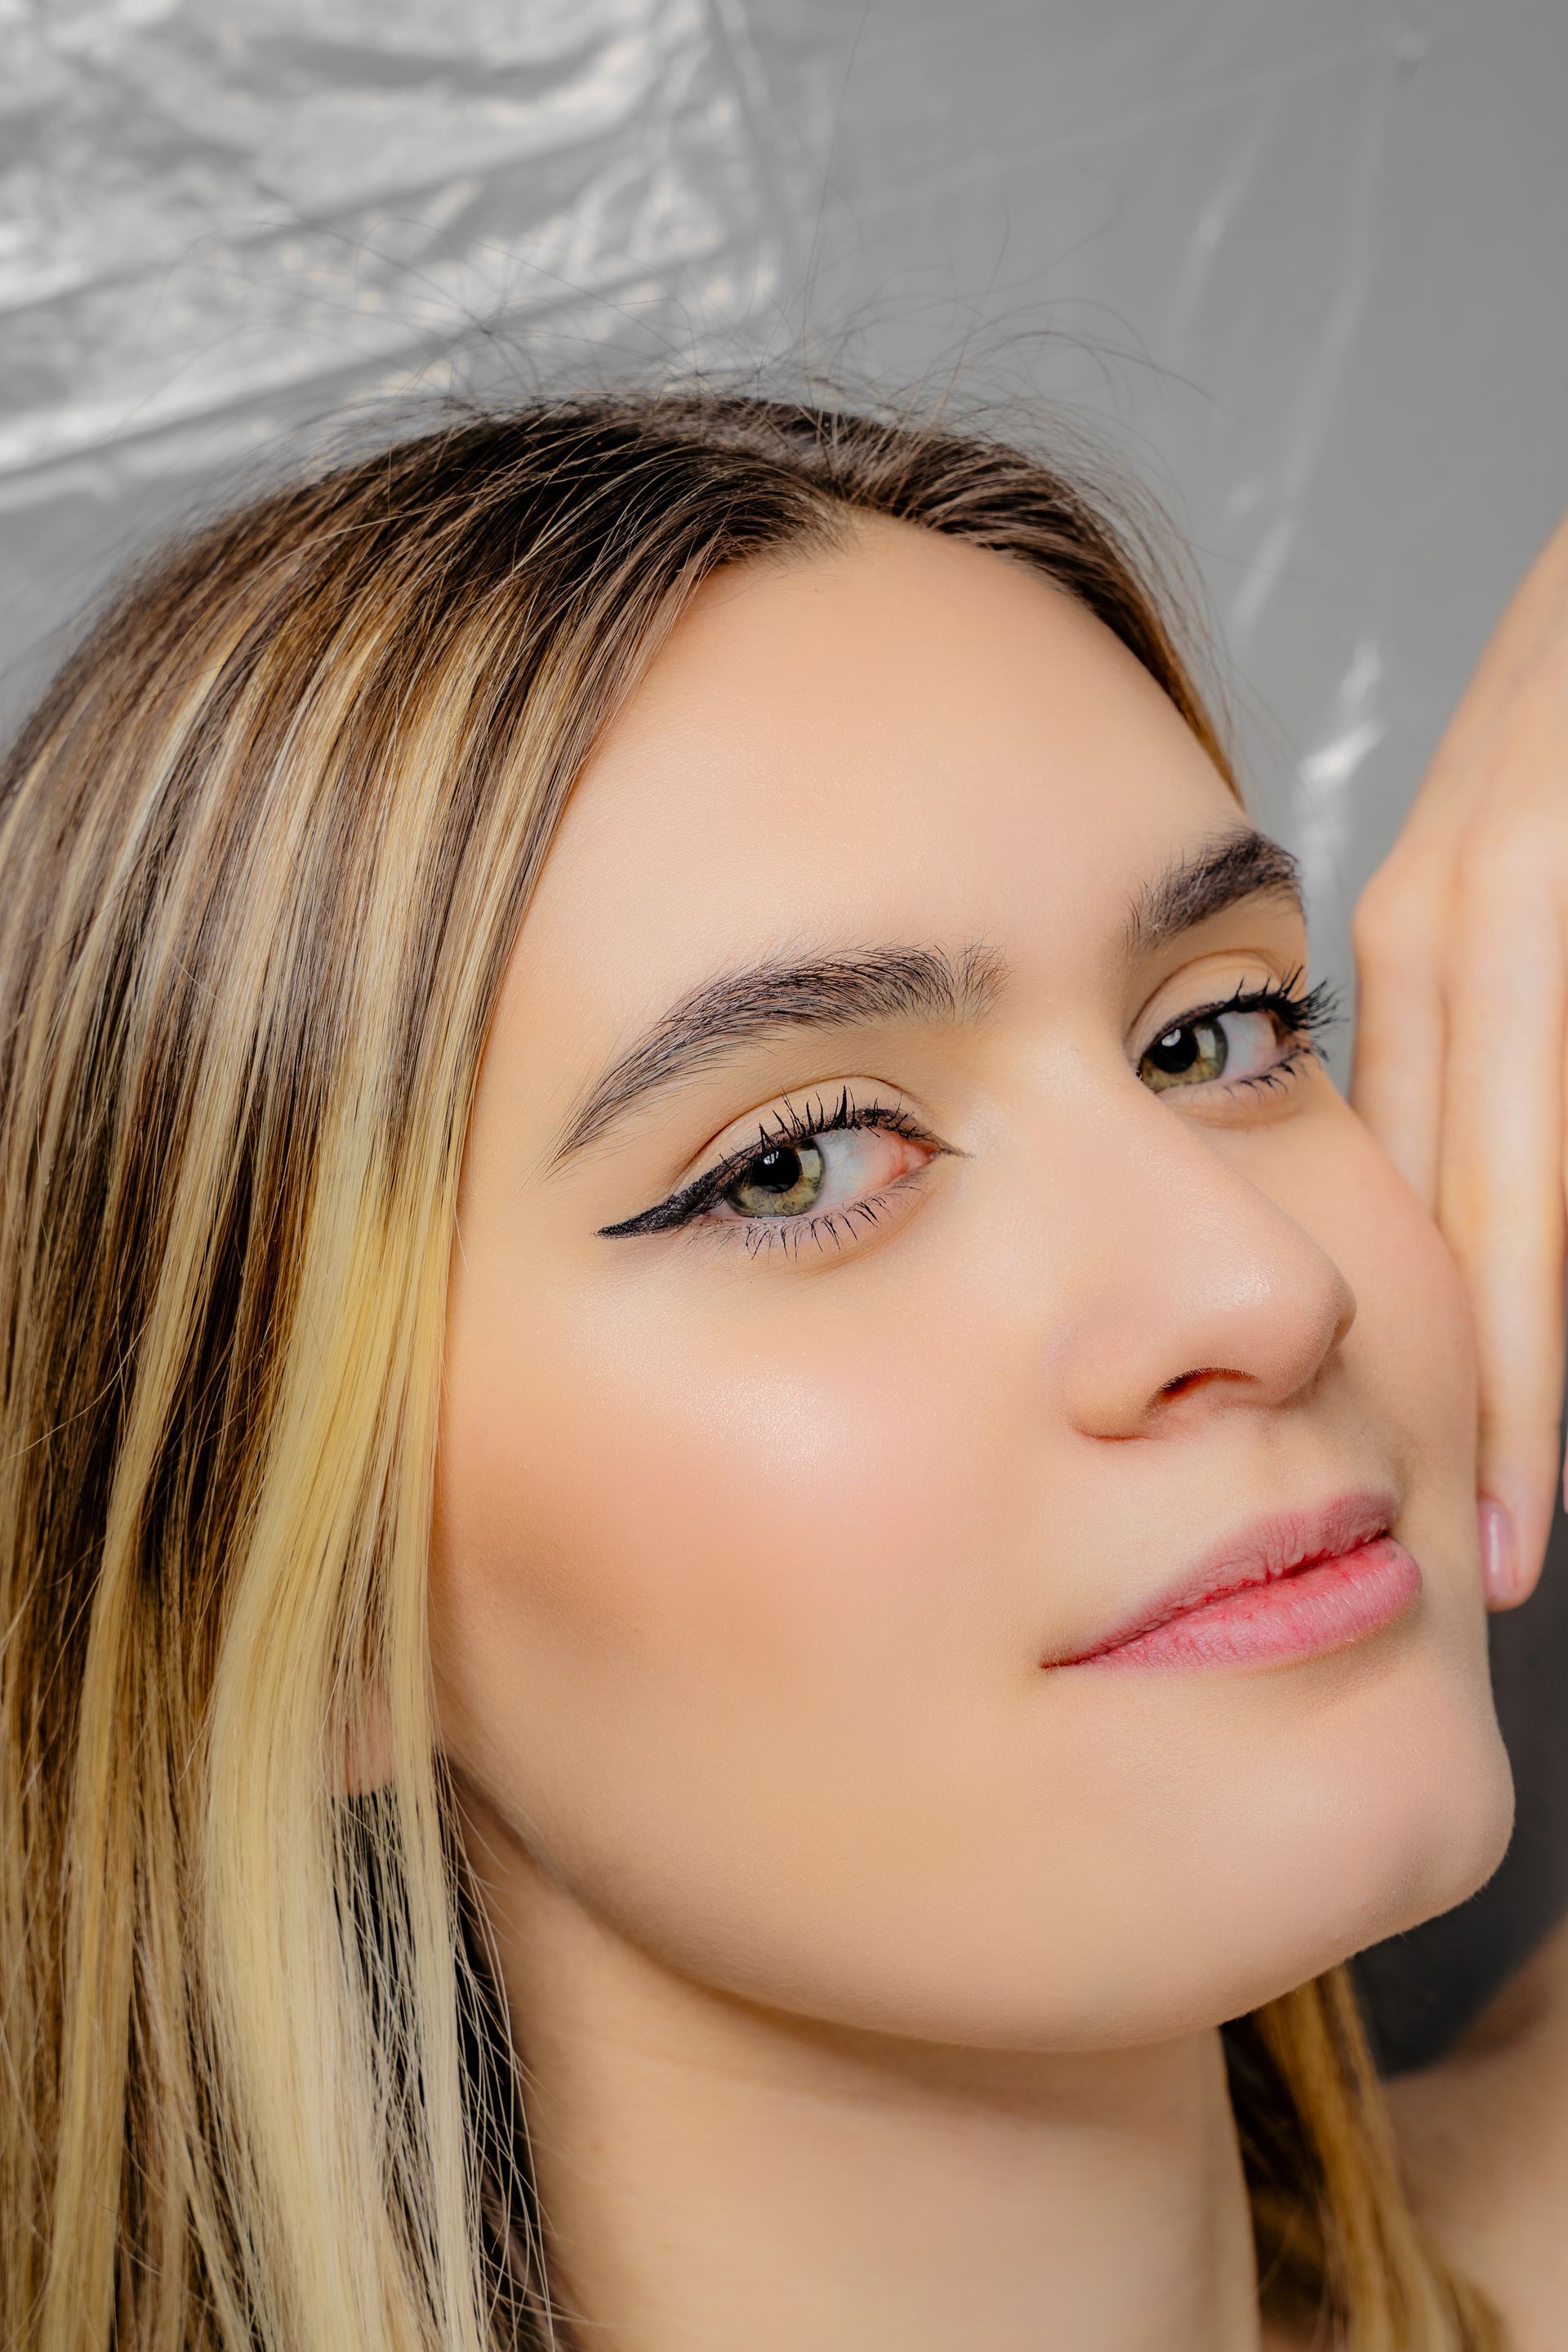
[1163,969,1340,1094]
[599,972,1339,1257]
[598,1085,940,1256]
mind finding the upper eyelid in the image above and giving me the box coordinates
[688,1085,924,1174]
[1134,973,1322,1045]
[1138,988,1266,1048]
[691,1098,929,1200]
[1129,945,1309,1028]
[702,986,1314,1172]
[597,1089,933,1238]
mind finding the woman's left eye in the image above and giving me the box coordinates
[707,1122,932,1225]
[1138,1003,1299,1094]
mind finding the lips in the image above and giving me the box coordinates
[1044,1489,1422,1673]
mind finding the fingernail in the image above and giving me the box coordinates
[1478,1498,1518,1606]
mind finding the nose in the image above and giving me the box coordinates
[1046,1098,1356,1441]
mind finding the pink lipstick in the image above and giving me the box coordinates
[1046,1490,1421,1673]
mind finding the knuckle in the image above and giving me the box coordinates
[1352,871,1434,966]
[1455,805,1559,897]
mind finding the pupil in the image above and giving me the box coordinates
[727,1137,826,1218]
[751,1146,802,1194]
[1152,1024,1200,1075]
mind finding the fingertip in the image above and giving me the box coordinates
[1504,1543,1547,1608]
[1478,1496,1520,1608]
[1478,1490,1548,1610]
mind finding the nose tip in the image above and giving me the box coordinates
[1053,1152,1357,1441]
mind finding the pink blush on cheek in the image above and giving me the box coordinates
[448,1346,1000,1695]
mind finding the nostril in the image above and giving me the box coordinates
[1157,1365,1241,1402]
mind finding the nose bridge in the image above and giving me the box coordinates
[1037,1081,1355,1436]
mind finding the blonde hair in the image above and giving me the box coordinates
[0,390,1500,2350]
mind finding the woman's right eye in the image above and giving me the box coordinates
[707,1122,933,1226]
[598,1091,947,1250]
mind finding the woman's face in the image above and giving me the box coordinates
[431,517,1511,2047]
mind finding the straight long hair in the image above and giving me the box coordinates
[0,389,1501,2350]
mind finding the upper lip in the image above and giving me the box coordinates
[1045,1486,1400,1668]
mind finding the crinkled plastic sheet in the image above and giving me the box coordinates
[4,0,1568,2064]
[0,0,792,700]
[7,2,1565,906]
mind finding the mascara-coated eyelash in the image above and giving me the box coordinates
[599,1085,943,1248]
[1137,969,1339,1098]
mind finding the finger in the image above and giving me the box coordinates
[1349,879,1446,1211]
[1419,511,1568,817]
[1437,872,1566,1606]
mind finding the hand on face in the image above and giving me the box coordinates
[432,521,1511,2051]
[1352,510,1568,1612]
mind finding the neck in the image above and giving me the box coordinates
[470,1815,1267,2352]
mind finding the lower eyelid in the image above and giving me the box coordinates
[1206,1040,1316,1100]
[694,1158,938,1254]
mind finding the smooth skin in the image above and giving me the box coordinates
[430,519,1512,2352]
[1352,510,1568,1609]
[1359,509,1568,2352]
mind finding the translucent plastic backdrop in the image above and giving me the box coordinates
[6,0,1566,912]
[3,0,1566,2059]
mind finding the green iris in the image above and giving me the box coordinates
[727,1141,826,1218]
[1139,1016,1230,1091]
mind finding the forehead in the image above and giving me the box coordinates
[513,518,1238,1020]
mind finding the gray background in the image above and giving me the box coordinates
[3,0,1566,2068]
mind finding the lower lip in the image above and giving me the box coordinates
[1071,1536,1422,1672]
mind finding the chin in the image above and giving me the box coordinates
[751,1750,1514,2058]
[968,1668,1515,2053]
[1125,1619,1517,2041]
[1174,1709,1516,2040]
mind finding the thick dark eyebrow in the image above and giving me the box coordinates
[1125,828,1303,962]
[550,830,1302,1172]
[550,942,1006,1168]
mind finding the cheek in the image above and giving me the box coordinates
[1307,1125,1478,1479]
[1272,1110,1490,1753]
[430,1270,1012,1755]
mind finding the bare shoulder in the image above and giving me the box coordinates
[1389,1912,1568,2352]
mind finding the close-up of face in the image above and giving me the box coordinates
[430,514,1513,2053]
[15,11,1568,2338]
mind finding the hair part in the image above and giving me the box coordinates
[0,386,1500,2350]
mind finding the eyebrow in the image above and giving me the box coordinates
[1125,826,1303,961]
[550,826,1302,1169]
